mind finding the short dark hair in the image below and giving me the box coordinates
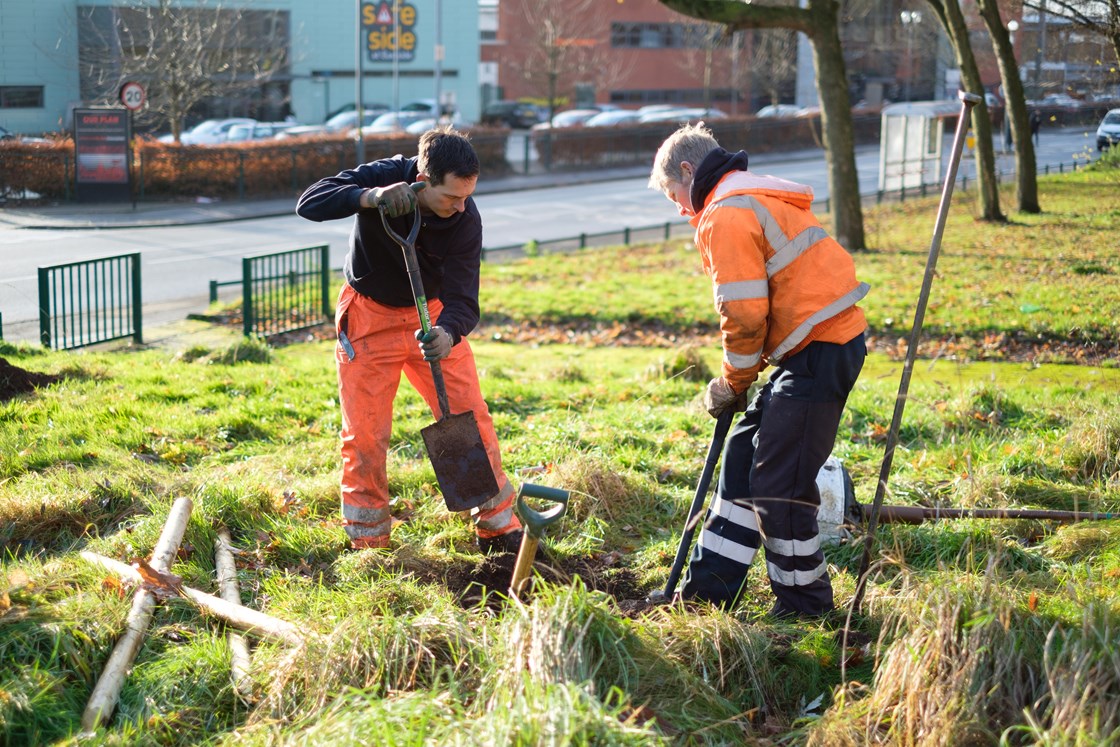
[417,126,479,185]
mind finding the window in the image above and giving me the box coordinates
[0,86,44,108]
[610,23,722,49]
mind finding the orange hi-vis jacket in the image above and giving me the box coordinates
[689,170,870,393]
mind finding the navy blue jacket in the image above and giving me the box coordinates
[295,154,482,343]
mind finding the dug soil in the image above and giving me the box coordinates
[0,357,62,402]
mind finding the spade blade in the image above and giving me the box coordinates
[420,411,499,512]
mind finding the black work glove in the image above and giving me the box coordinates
[369,181,425,217]
[415,326,453,361]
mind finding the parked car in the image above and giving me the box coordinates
[1096,108,1120,151]
[0,125,49,144]
[273,124,329,139]
[324,107,390,133]
[363,111,431,134]
[1040,93,1083,109]
[638,107,726,124]
[225,121,299,142]
[531,109,601,130]
[755,104,802,118]
[160,118,256,145]
[480,100,541,129]
[584,109,642,127]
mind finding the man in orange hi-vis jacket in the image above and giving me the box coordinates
[649,122,869,619]
[296,127,522,554]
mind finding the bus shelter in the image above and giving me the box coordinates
[878,100,962,192]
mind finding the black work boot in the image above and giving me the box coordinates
[477,529,523,555]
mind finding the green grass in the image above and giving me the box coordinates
[2,168,1120,745]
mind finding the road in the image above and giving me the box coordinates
[0,126,1100,344]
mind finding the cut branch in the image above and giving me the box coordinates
[80,551,306,647]
[81,497,193,734]
[215,527,253,699]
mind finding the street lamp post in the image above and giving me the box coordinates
[900,10,923,102]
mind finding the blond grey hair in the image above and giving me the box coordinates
[647,122,719,195]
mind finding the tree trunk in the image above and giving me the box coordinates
[658,0,867,251]
[976,0,1040,213]
[931,0,1005,222]
[808,0,864,251]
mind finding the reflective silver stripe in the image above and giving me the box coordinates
[766,558,828,587]
[343,504,390,525]
[471,480,515,514]
[710,495,759,531]
[769,282,870,362]
[767,226,830,276]
[714,278,768,305]
[715,195,787,265]
[762,533,821,558]
[697,528,758,566]
[475,505,514,532]
[710,171,814,202]
[725,347,762,370]
[471,481,516,531]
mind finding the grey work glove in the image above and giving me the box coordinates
[416,325,453,361]
[703,377,748,418]
[368,181,424,217]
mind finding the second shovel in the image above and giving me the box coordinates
[379,193,499,512]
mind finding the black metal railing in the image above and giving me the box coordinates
[240,245,332,338]
[38,253,142,350]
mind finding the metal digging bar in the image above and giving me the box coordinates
[649,409,734,603]
[849,90,983,615]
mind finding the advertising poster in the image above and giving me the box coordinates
[362,1,417,63]
[74,107,132,202]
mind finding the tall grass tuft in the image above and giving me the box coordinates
[811,574,1048,745]
[1012,606,1120,744]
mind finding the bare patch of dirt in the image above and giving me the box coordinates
[440,549,645,611]
[0,357,63,402]
[246,318,1117,368]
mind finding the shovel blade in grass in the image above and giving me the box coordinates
[421,410,499,512]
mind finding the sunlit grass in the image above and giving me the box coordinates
[2,170,1119,744]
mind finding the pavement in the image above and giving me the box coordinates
[0,163,657,231]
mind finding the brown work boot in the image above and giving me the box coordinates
[477,529,523,555]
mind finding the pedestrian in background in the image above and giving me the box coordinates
[296,126,522,554]
[648,122,869,619]
[1030,110,1042,146]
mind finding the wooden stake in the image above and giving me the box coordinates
[81,496,193,734]
[215,527,252,699]
[80,552,305,647]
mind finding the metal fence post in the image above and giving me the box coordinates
[131,253,143,344]
[242,257,254,337]
[38,268,51,347]
[320,245,331,318]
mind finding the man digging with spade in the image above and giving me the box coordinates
[296,126,522,554]
[648,123,869,619]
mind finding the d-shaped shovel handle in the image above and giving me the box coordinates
[515,483,569,538]
[510,483,569,598]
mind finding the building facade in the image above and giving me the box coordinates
[0,0,481,136]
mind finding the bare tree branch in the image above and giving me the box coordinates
[78,0,289,141]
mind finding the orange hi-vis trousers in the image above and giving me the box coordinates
[335,284,520,549]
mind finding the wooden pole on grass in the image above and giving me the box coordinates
[215,527,253,698]
[79,552,305,647]
[81,497,193,734]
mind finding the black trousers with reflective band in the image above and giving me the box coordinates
[681,333,866,614]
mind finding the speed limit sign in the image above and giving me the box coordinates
[119,81,146,111]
